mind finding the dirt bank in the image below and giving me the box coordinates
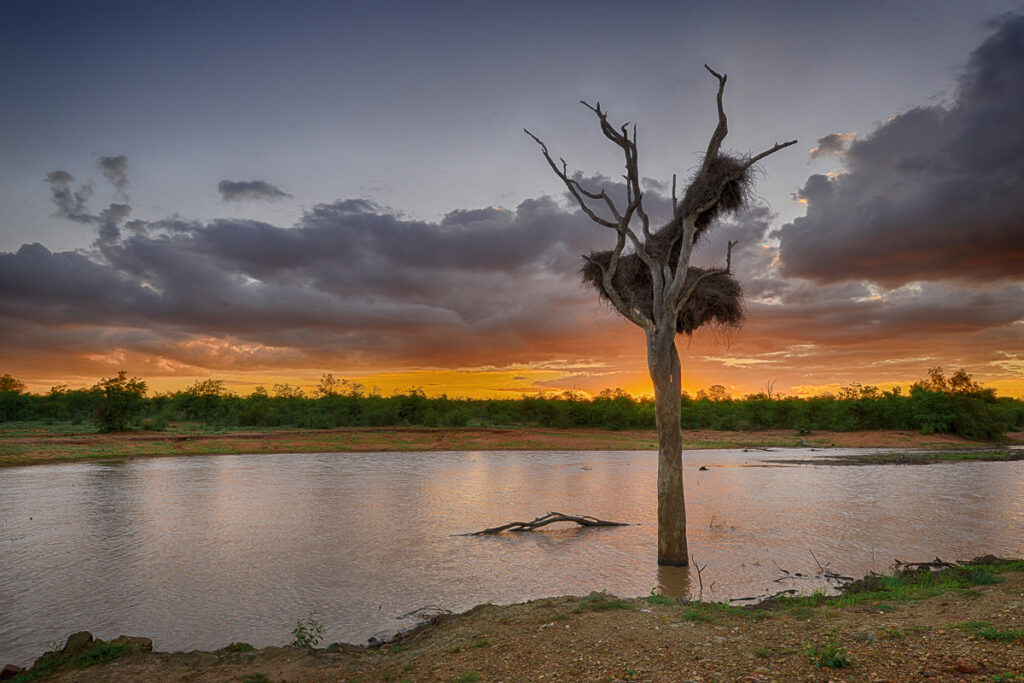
[13,559,1024,682]
[3,424,1020,468]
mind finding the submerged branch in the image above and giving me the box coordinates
[458,511,631,536]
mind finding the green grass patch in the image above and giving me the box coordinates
[644,589,675,606]
[805,639,854,669]
[573,591,634,613]
[955,620,1024,641]
[680,601,766,622]
[222,642,256,653]
[240,674,272,683]
[11,640,138,683]
[452,673,481,683]
[773,560,1022,614]
[75,642,135,666]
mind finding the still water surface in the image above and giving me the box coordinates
[2,448,1022,666]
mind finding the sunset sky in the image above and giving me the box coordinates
[1,1,1022,398]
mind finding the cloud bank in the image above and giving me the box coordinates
[2,15,1022,394]
[775,13,1024,287]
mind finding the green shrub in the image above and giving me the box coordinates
[805,639,853,669]
[290,612,325,648]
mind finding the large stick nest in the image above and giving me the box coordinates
[581,154,750,335]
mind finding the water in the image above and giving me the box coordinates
[2,448,1022,666]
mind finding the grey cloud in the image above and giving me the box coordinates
[44,160,137,244]
[808,132,855,159]
[98,155,129,198]
[218,179,292,202]
[1,183,632,368]
[44,170,93,223]
[775,13,1024,287]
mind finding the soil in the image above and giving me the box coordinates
[22,565,1024,682]
[3,425,1021,468]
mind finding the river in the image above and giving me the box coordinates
[2,448,1022,667]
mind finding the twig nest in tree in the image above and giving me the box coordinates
[580,152,749,334]
[582,248,744,335]
[682,153,752,237]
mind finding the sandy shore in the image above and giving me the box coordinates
[2,425,1021,468]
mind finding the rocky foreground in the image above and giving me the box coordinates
[5,558,1023,682]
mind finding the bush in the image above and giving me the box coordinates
[92,371,148,432]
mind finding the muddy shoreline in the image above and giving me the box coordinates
[2,424,1021,468]
[9,558,1023,682]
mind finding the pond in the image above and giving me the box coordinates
[2,448,1022,667]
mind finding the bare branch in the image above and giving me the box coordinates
[726,239,737,273]
[695,65,729,185]
[524,129,620,229]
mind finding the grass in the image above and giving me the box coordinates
[954,620,1024,641]
[681,601,766,622]
[774,560,1021,613]
[805,638,854,669]
[452,673,481,683]
[240,674,272,683]
[644,589,675,606]
[11,641,137,683]
[573,591,634,613]
[222,642,256,653]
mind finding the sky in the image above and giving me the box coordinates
[1,0,1022,398]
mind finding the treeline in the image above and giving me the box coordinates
[1,368,1022,440]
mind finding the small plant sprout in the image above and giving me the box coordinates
[290,611,326,648]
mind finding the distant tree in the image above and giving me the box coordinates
[273,383,306,399]
[176,378,231,418]
[0,373,32,420]
[92,371,148,432]
[528,66,795,565]
[315,373,343,397]
[0,373,27,394]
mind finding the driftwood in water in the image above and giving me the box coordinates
[460,511,630,536]
[894,557,955,571]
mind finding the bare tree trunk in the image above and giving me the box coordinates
[648,328,687,566]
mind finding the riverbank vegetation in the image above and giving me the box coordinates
[1,367,1021,440]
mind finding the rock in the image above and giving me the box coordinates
[195,652,219,667]
[62,631,94,656]
[954,658,977,674]
[1,664,26,681]
[112,635,153,652]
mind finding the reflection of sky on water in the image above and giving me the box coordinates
[1,449,1021,667]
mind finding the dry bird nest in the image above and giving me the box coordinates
[581,154,750,334]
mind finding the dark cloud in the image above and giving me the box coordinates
[218,180,292,202]
[44,170,93,223]
[1,180,636,370]
[98,155,129,198]
[44,157,136,243]
[808,132,855,159]
[775,13,1024,287]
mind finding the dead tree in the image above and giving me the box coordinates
[526,66,795,565]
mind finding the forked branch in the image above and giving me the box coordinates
[458,511,631,536]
